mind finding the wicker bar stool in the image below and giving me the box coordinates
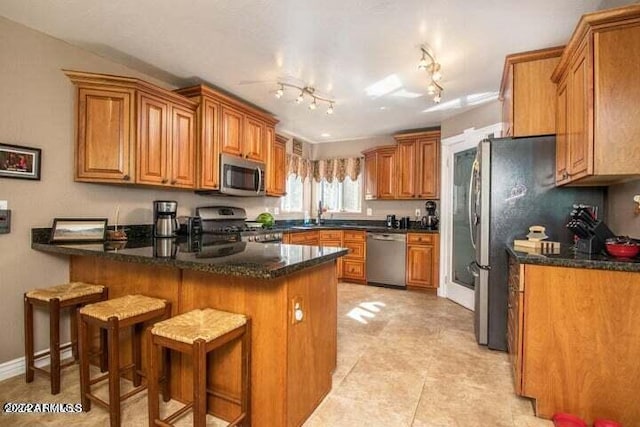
[148,308,251,427]
[78,294,171,427]
[24,282,108,394]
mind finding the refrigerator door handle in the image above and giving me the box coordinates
[468,158,479,249]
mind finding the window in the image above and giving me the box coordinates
[316,175,362,213]
[281,173,304,212]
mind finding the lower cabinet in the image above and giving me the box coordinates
[405,233,439,289]
[507,256,640,425]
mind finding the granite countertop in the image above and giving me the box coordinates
[507,244,640,272]
[279,224,439,234]
[32,238,348,279]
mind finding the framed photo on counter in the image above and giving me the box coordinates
[0,143,41,180]
[50,218,108,243]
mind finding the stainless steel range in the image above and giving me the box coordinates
[196,206,282,243]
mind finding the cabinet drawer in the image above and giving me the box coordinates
[319,239,342,248]
[342,260,365,280]
[407,233,435,244]
[344,241,365,259]
[288,231,319,244]
[319,230,343,241]
[343,230,366,241]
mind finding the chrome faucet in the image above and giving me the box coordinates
[317,200,323,225]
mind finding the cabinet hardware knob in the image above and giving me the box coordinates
[123,175,130,181]
[161,178,168,184]
[171,180,177,185]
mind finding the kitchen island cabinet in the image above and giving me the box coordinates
[33,238,346,427]
[507,247,640,425]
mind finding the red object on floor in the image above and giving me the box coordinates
[552,413,588,427]
[594,420,622,427]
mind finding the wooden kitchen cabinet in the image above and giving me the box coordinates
[551,5,640,185]
[74,86,135,183]
[362,146,396,200]
[342,230,366,284]
[500,47,564,137]
[319,230,343,279]
[66,70,198,188]
[508,255,640,425]
[175,85,279,190]
[405,233,439,290]
[136,92,197,188]
[395,130,440,199]
[285,230,319,245]
[266,133,287,196]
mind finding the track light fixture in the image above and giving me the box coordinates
[274,82,336,114]
[418,46,444,103]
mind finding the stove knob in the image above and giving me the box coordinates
[248,236,255,242]
[265,233,273,241]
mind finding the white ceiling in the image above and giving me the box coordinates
[0,0,602,143]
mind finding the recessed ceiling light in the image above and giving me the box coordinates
[321,133,331,137]
[379,106,387,110]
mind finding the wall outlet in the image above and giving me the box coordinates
[0,201,7,210]
[366,208,373,216]
[274,207,280,215]
[415,208,421,217]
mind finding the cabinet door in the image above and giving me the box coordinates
[363,152,377,200]
[507,258,524,394]
[396,141,417,198]
[567,42,590,181]
[406,244,437,288]
[342,259,365,281]
[199,98,220,189]
[502,64,514,137]
[137,92,169,185]
[245,116,265,162]
[416,137,439,199]
[555,77,569,184]
[377,149,396,199]
[170,105,196,188]
[221,105,243,157]
[319,239,343,279]
[76,87,134,183]
[272,137,287,195]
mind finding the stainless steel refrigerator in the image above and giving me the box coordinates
[470,136,605,351]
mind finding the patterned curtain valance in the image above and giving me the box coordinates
[311,157,363,183]
[286,154,312,181]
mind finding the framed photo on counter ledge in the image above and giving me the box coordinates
[0,143,41,180]
[50,218,108,243]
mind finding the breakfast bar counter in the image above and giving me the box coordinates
[32,232,347,427]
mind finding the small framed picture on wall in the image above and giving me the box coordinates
[0,143,42,180]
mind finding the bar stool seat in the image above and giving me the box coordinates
[148,308,251,427]
[79,294,171,427]
[24,282,108,394]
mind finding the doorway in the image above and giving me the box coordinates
[439,124,501,309]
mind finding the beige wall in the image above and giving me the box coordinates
[0,17,282,363]
[440,100,502,139]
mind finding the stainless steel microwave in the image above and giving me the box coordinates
[219,153,265,196]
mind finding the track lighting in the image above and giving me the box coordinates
[418,46,444,103]
[274,81,336,114]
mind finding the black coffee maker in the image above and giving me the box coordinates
[421,201,439,230]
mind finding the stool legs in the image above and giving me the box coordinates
[193,339,207,427]
[132,323,143,387]
[107,316,121,427]
[24,294,34,384]
[241,320,251,427]
[49,298,61,394]
[70,306,79,361]
[79,310,91,411]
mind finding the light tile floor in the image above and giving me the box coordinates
[0,282,552,426]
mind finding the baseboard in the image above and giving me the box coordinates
[0,342,73,382]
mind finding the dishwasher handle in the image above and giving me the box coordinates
[367,233,406,242]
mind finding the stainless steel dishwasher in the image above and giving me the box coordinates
[366,232,406,287]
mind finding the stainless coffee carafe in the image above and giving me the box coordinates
[153,200,178,237]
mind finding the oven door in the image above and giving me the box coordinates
[220,154,265,196]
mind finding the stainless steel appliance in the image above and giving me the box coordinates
[153,237,178,258]
[196,206,282,243]
[178,216,202,236]
[153,200,178,237]
[366,232,406,288]
[217,154,265,196]
[398,217,411,229]
[470,136,606,350]
[386,215,396,228]
[422,201,439,230]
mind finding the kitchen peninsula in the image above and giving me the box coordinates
[32,229,347,427]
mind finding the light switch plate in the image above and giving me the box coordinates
[0,200,7,210]
[415,208,421,217]
[274,207,280,215]
[366,208,373,216]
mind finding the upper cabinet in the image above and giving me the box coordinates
[551,5,640,186]
[395,130,440,199]
[500,46,564,138]
[175,85,278,191]
[67,71,198,188]
[363,129,440,201]
[266,133,287,196]
[362,145,396,200]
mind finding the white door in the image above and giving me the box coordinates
[439,124,501,310]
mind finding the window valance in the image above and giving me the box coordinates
[286,155,363,183]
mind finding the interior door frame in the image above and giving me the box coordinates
[439,123,502,309]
